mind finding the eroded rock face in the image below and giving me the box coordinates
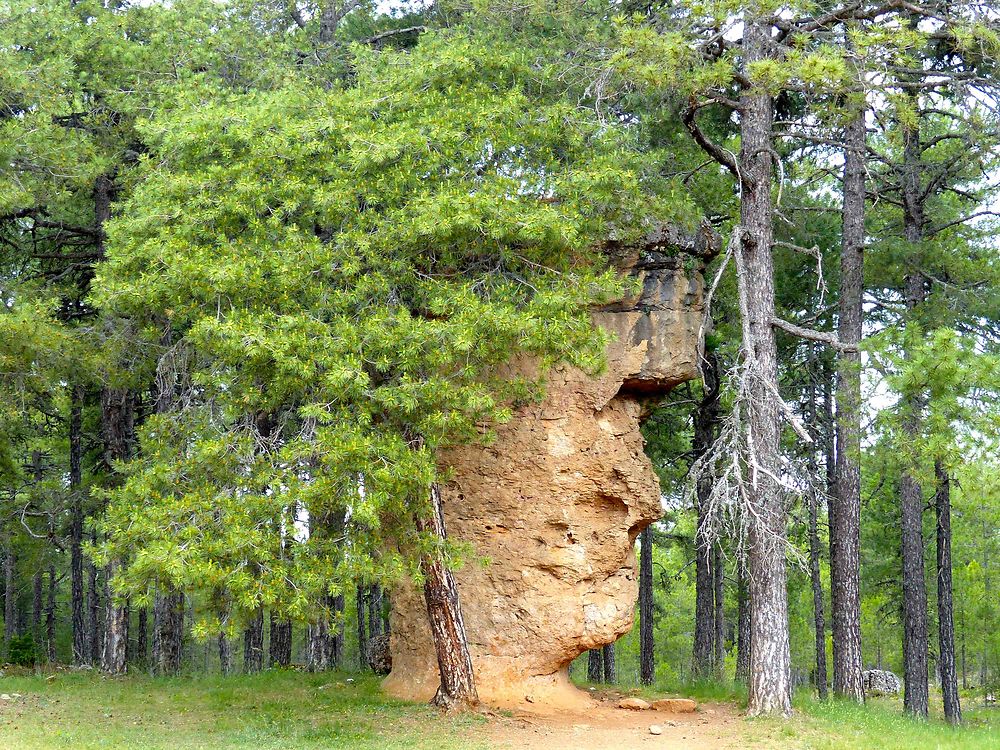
[383,229,714,708]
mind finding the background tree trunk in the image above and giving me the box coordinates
[46,564,57,661]
[587,649,603,682]
[243,609,264,674]
[4,540,17,651]
[713,546,725,676]
[87,530,101,664]
[135,607,148,668]
[936,462,961,724]
[832,103,867,703]
[269,611,292,668]
[639,526,655,685]
[357,584,368,670]
[70,385,88,664]
[809,485,828,699]
[331,593,345,668]
[736,562,750,683]
[152,590,184,675]
[602,642,617,684]
[219,631,232,676]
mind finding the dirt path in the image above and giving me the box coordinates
[481,694,748,750]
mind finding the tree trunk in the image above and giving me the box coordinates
[809,485,828,699]
[4,540,16,649]
[735,561,751,683]
[87,530,101,664]
[307,614,331,672]
[46,564,57,661]
[900,111,929,716]
[602,642,617,684]
[738,13,791,716]
[100,386,135,674]
[135,607,148,668]
[219,631,233,676]
[830,102,867,703]
[713,545,725,676]
[101,559,128,675]
[416,482,478,709]
[693,347,721,678]
[587,649,603,682]
[243,609,264,674]
[331,593,345,667]
[639,526,655,685]
[32,569,43,648]
[70,385,88,664]
[368,584,383,638]
[935,462,961,724]
[152,590,184,675]
[269,611,292,668]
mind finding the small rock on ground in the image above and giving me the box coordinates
[649,725,663,735]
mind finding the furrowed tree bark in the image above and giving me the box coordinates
[639,526,655,685]
[900,108,929,718]
[135,607,148,668]
[832,101,867,703]
[587,648,603,682]
[87,530,101,664]
[739,12,792,716]
[602,642,617,684]
[809,485,828,699]
[69,384,88,664]
[152,590,184,675]
[693,347,721,677]
[368,584,383,638]
[269,611,292,668]
[219,631,233,676]
[243,609,264,674]
[935,462,961,724]
[416,481,478,709]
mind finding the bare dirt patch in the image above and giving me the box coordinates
[480,690,747,750]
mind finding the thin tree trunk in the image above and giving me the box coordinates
[243,609,264,674]
[70,385,88,664]
[832,101,867,703]
[736,561,750,683]
[368,584,383,638]
[639,526,655,685]
[587,649,603,682]
[936,462,961,724]
[46,564,57,661]
[87,530,101,664]
[713,545,725,676]
[4,540,16,649]
[219,631,233,676]
[738,13,791,716]
[416,482,478,709]
[331,593,345,667]
[32,569,43,648]
[809,486,828,698]
[357,584,368,670]
[693,348,721,678]
[602,642,617,684]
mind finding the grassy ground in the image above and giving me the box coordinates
[0,668,487,750]
[1,667,998,749]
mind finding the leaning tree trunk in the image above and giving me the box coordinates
[935,462,961,724]
[639,526,655,685]
[602,642,617,684]
[243,609,264,674]
[69,385,88,664]
[587,649,603,682]
[900,111,929,717]
[738,12,792,716]
[416,482,478,709]
[832,101,867,703]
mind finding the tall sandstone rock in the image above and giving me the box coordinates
[384,226,717,708]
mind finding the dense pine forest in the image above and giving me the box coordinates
[1,0,1000,747]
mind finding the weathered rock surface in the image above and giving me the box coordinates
[862,669,901,696]
[383,226,716,708]
[618,697,652,711]
[651,698,697,713]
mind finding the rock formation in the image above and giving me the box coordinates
[383,225,717,708]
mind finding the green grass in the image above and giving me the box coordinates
[0,669,487,750]
[746,692,1000,749]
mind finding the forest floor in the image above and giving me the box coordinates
[0,667,997,749]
